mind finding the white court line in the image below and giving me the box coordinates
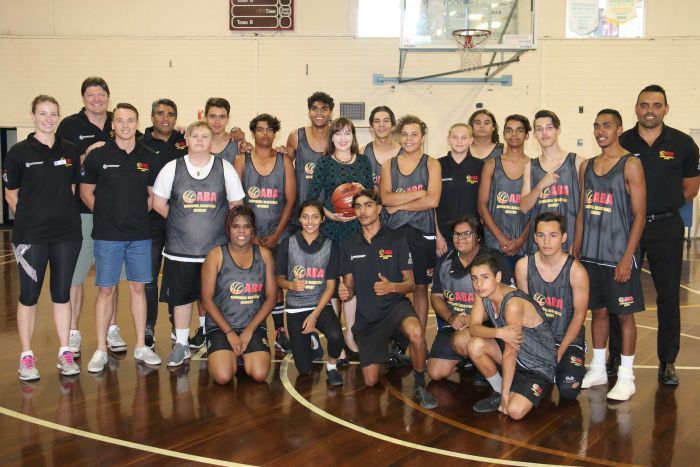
[641,267,700,296]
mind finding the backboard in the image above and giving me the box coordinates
[400,0,536,51]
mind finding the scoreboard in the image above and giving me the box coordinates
[230,0,294,31]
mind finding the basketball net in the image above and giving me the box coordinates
[452,29,491,70]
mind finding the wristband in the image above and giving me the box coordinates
[225,329,234,335]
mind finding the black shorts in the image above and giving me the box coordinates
[428,326,461,361]
[205,326,270,355]
[399,225,436,285]
[353,301,418,367]
[583,261,644,315]
[510,368,551,408]
[159,258,202,306]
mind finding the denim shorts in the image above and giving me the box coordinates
[94,239,152,287]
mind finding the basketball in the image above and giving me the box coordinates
[331,182,363,217]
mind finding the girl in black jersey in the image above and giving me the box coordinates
[5,95,82,380]
[275,200,345,386]
[201,207,277,384]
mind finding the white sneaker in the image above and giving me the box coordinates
[18,354,40,381]
[107,326,127,352]
[134,346,161,365]
[607,366,635,401]
[88,350,109,373]
[166,343,191,367]
[582,363,608,388]
[69,330,82,357]
[57,351,80,376]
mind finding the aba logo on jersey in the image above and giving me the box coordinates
[444,290,474,304]
[465,175,478,184]
[247,186,278,200]
[59,157,73,168]
[175,140,187,150]
[293,265,306,279]
[540,185,569,199]
[496,191,520,204]
[585,189,613,205]
[229,281,263,295]
[570,354,583,367]
[618,296,634,307]
[136,162,150,173]
[304,162,315,176]
[659,150,675,160]
[533,293,546,307]
[182,190,197,203]
[378,249,393,260]
[182,190,217,203]
[396,184,425,193]
[530,383,543,398]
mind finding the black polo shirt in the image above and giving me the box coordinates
[139,127,188,228]
[620,123,700,215]
[437,151,483,237]
[81,141,159,241]
[3,134,81,244]
[340,226,412,332]
[275,231,340,277]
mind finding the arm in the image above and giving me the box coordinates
[233,153,246,180]
[153,194,169,218]
[378,160,424,207]
[265,156,297,244]
[241,247,278,345]
[374,269,415,296]
[499,300,525,410]
[435,216,448,257]
[468,295,502,340]
[431,293,470,330]
[80,183,96,211]
[572,159,589,258]
[200,247,232,333]
[388,157,442,212]
[558,260,589,362]
[513,256,529,292]
[477,159,509,246]
[683,176,700,201]
[337,273,354,301]
[617,157,646,282]
[285,129,299,162]
[519,160,537,213]
[4,188,18,214]
[147,186,154,212]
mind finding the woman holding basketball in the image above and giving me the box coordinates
[307,117,373,359]
[275,199,345,385]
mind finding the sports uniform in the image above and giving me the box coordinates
[484,156,528,258]
[437,151,483,247]
[291,128,324,230]
[242,152,289,243]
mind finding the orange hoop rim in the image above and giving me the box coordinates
[452,28,491,48]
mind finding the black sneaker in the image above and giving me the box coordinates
[145,328,155,350]
[343,345,359,360]
[606,354,621,377]
[414,385,438,409]
[311,332,324,361]
[456,357,474,371]
[388,348,412,368]
[473,391,501,413]
[189,327,205,349]
[473,372,489,387]
[327,368,343,386]
[275,327,291,353]
[336,358,350,368]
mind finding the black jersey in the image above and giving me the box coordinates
[437,151,483,237]
[527,153,579,254]
[526,255,584,348]
[209,245,266,331]
[482,289,556,381]
[242,152,287,239]
[581,154,637,267]
[484,156,527,254]
[164,157,228,260]
[292,128,324,227]
[385,154,435,235]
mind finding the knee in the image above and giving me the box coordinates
[467,337,485,357]
[295,359,313,376]
[19,290,40,307]
[129,282,146,295]
[249,368,269,383]
[211,369,234,386]
[363,372,380,387]
[451,334,470,357]
[405,323,424,346]
[98,286,116,299]
[558,381,581,400]
[507,402,530,421]
[426,362,449,381]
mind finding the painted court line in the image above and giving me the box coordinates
[0,407,251,466]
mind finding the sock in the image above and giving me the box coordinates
[109,324,118,333]
[591,348,607,366]
[413,370,426,388]
[21,350,34,359]
[199,316,205,328]
[620,354,634,369]
[272,302,285,329]
[58,346,71,357]
[70,329,79,335]
[175,328,189,346]
[326,362,337,371]
[487,373,503,393]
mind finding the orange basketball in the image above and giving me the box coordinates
[331,182,363,217]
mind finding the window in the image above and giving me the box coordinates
[566,0,645,38]
[358,0,401,38]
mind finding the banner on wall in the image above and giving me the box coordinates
[604,0,637,24]
[567,0,599,36]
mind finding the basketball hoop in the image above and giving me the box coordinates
[452,29,491,70]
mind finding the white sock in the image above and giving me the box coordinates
[620,354,635,369]
[175,328,189,346]
[109,324,118,333]
[486,373,502,393]
[199,316,205,328]
[591,348,607,366]
[21,350,34,359]
[327,362,337,371]
[70,329,80,335]
[58,346,71,357]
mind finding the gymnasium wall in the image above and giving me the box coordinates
[1,0,699,160]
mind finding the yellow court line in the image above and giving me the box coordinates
[279,355,565,467]
[0,407,252,467]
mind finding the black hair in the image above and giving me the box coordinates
[468,109,500,143]
[469,254,502,275]
[81,77,110,96]
[205,97,230,116]
[533,110,560,129]
[597,108,623,126]
[113,102,139,119]
[637,84,668,105]
[369,105,396,126]
[307,91,335,111]
[534,212,566,234]
[450,216,483,241]
[504,114,532,133]
[225,205,256,240]
[352,188,382,207]
[249,113,281,133]
[397,114,427,135]
[297,198,325,219]
[151,98,177,117]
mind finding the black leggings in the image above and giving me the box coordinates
[14,241,81,306]
[287,305,345,375]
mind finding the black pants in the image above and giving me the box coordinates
[287,305,344,375]
[14,240,81,306]
[610,214,683,363]
[144,225,172,331]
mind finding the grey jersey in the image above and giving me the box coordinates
[482,289,557,381]
[384,154,435,235]
[209,245,266,331]
[164,158,228,259]
[468,142,504,161]
[527,255,585,348]
[285,234,333,309]
[527,153,579,254]
[364,142,401,188]
[212,138,239,165]
[484,156,527,255]
[292,128,324,226]
[581,154,636,267]
[435,250,475,329]
[242,152,288,240]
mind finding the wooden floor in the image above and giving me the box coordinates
[1,229,700,466]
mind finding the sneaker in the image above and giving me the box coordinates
[107,326,127,352]
[69,330,82,357]
[311,332,324,361]
[606,354,620,377]
[473,391,501,413]
[189,327,205,349]
[473,372,490,387]
[170,327,176,342]
[388,347,411,368]
[414,385,438,409]
[57,351,80,376]
[336,358,350,368]
[145,328,155,350]
[582,363,608,389]
[275,327,291,353]
[167,343,191,367]
[134,346,161,365]
[327,368,343,386]
[607,366,635,401]
[18,355,40,381]
[87,350,109,373]
[456,357,474,371]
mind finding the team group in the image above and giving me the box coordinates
[5,76,698,418]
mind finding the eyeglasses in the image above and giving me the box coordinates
[452,230,475,239]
